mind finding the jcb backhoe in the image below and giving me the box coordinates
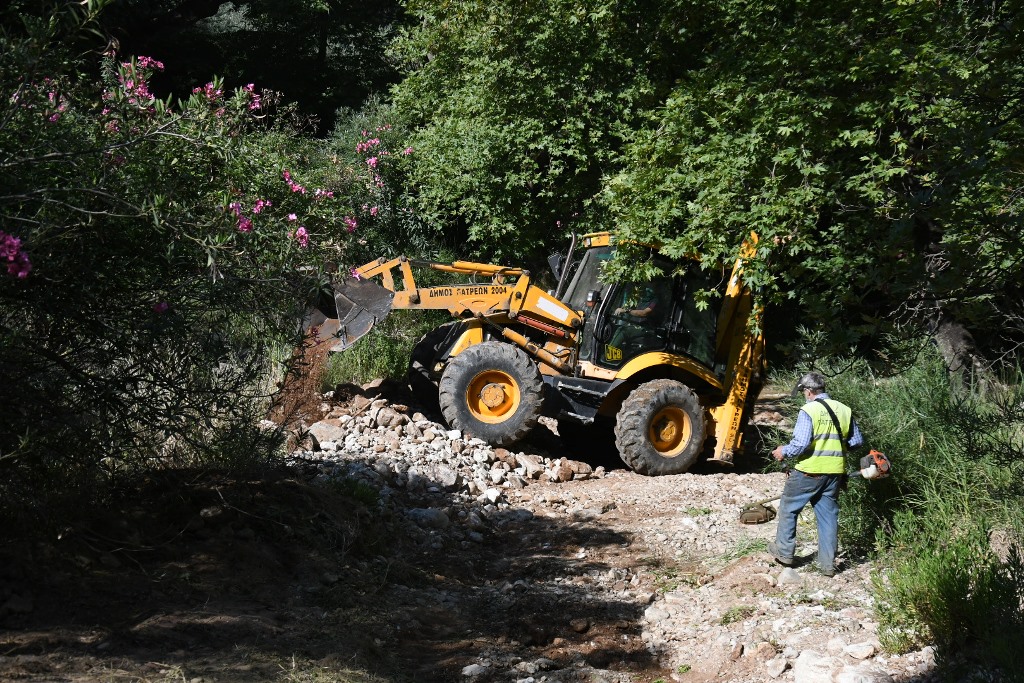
[312,232,764,475]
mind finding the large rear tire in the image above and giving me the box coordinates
[614,379,705,475]
[407,322,465,415]
[438,342,543,446]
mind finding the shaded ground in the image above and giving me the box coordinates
[0,340,669,682]
[0,342,935,683]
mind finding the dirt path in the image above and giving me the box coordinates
[0,382,938,683]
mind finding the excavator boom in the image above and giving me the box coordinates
[314,256,580,353]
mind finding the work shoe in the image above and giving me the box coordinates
[767,541,793,567]
[817,565,837,577]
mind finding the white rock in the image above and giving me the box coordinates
[778,568,803,585]
[766,655,789,678]
[792,650,834,683]
[461,663,488,676]
[833,665,894,683]
[844,642,876,660]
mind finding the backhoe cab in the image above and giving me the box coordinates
[315,232,764,475]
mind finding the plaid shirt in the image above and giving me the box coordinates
[781,392,864,459]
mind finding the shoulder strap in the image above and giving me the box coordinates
[814,398,849,455]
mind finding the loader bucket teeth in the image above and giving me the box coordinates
[315,277,394,351]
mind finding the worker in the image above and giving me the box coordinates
[768,371,863,577]
[606,284,660,363]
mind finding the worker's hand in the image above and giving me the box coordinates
[614,307,624,315]
[772,446,785,461]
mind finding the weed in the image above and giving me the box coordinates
[718,537,768,563]
[677,664,692,673]
[720,605,756,625]
[321,310,447,388]
[683,506,713,516]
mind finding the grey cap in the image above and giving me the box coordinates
[796,371,826,393]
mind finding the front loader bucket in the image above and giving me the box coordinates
[314,277,394,352]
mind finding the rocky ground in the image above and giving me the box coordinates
[0,375,941,683]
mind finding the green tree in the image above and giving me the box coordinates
[391,0,1024,370]
[603,0,1024,371]
[390,0,678,264]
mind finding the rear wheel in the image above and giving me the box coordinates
[614,379,705,475]
[439,342,543,445]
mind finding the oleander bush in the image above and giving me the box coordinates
[0,2,362,526]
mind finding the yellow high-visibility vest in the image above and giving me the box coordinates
[795,399,851,474]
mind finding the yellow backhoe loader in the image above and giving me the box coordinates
[312,232,764,475]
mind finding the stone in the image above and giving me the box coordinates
[833,665,894,683]
[766,655,789,678]
[408,508,450,530]
[777,568,803,585]
[644,605,669,622]
[569,618,590,633]
[566,459,594,476]
[308,420,348,445]
[792,650,834,683]
[754,641,777,661]
[515,453,546,478]
[461,663,488,677]
[844,642,876,659]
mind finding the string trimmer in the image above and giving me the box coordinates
[738,450,892,524]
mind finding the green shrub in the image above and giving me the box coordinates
[794,350,1024,675]
[321,310,448,388]
[874,513,1024,678]
[0,2,365,528]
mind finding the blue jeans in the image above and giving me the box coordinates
[774,469,843,570]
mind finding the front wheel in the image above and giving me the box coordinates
[438,342,543,446]
[614,379,706,475]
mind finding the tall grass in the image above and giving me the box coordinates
[320,310,448,388]
[805,353,1024,677]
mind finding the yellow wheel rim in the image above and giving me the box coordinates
[649,406,692,458]
[465,370,521,424]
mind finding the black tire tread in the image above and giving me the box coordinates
[438,342,543,446]
[407,322,464,414]
[614,379,705,476]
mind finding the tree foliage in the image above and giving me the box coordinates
[604,0,1024,362]
[392,0,1024,365]
[390,0,676,263]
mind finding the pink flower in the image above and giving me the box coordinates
[295,226,309,248]
[369,206,379,217]
[350,268,362,280]
[137,56,164,71]
[287,213,297,221]
[152,301,169,314]
[252,199,271,214]
[237,217,253,233]
[343,216,358,233]
[366,157,378,169]
[228,201,243,217]
[402,147,413,155]
[1,230,32,279]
